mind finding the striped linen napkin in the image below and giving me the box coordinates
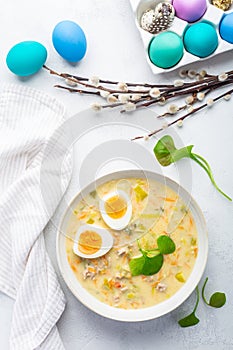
[0,85,72,349]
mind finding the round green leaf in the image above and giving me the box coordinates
[153,135,175,166]
[129,255,145,276]
[178,312,200,328]
[142,254,163,276]
[157,235,176,255]
[153,135,193,167]
[209,292,226,308]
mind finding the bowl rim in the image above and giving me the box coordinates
[56,169,208,322]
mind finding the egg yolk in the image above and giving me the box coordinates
[78,231,102,255]
[104,195,127,219]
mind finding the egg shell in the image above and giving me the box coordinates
[172,0,207,23]
[73,225,113,259]
[52,20,87,62]
[6,41,47,77]
[219,13,233,44]
[184,22,218,58]
[148,31,184,69]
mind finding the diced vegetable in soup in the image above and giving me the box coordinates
[66,178,198,309]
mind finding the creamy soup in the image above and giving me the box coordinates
[66,178,198,309]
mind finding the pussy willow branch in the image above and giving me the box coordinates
[44,65,151,94]
[131,87,233,141]
[44,64,233,97]
[43,65,233,140]
[45,64,228,98]
[131,79,233,113]
[43,65,171,88]
[54,84,101,96]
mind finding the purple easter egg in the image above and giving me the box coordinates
[172,0,207,23]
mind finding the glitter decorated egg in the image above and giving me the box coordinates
[52,20,87,62]
[6,41,47,76]
[212,0,232,11]
[148,31,184,68]
[172,0,207,23]
[219,13,233,44]
[184,22,218,57]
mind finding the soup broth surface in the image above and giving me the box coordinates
[66,178,198,309]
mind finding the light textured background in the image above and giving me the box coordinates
[0,0,233,349]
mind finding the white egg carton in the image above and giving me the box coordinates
[129,0,233,74]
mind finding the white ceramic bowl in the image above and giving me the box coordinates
[56,170,208,322]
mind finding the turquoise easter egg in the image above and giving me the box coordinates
[6,41,47,76]
[148,31,184,69]
[184,22,218,58]
[219,13,233,44]
[52,20,87,62]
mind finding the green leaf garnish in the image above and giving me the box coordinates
[129,255,146,276]
[178,287,200,328]
[201,277,226,308]
[129,235,175,276]
[178,311,200,328]
[209,293,226,308]
[179,278,226,328]
[154,135,232,201]
[157,235,176,255]
[142,253,164,276]
[153,135,193,166]
[129,251,164,276]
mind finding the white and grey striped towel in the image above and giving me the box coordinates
[0,85,72,349]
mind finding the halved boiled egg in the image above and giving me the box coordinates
[73,224,113,259]
[99,190,132,230]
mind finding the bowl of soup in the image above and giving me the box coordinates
[56,169,208,321]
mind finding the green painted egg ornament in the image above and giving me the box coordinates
[148,31,184,69]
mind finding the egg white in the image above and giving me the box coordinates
[73,224,113,259]
[99,190,132,231]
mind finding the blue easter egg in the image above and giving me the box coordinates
[52,20,87,62]
[6,41,47,76]
[184,22,218,58]
[219,13,233,44]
